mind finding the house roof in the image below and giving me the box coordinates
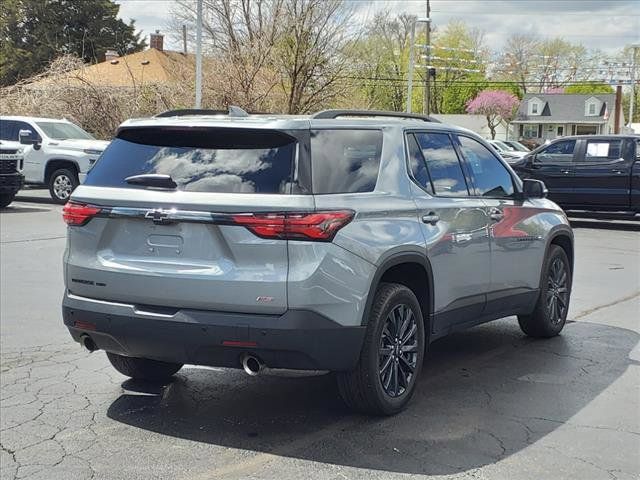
[512,93,616,124]
[31,48,194,87]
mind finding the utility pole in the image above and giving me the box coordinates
[406,17,431,113]
[406,22,416,113]
[194,0,203,108]
[423,0,431,115]
[614,85,622,134]
[629,44,639,127]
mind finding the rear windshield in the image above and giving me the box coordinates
[85,128,296,194]
[310,129,383,194]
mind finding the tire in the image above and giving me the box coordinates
[0,193,15,208]
[337,283,426,415]
[106,352,183,382]
[48,168,78,204]
[518,245,572,338]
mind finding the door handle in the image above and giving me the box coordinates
[422,212,440,225]
[560,169,572,174]
[489,208,504,222]
[611,169,624,174]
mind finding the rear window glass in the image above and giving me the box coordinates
[310,129,382,194]
[85,128,296,194]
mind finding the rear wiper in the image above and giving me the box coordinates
[125,174,177,189]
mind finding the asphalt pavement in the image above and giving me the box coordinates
[1,190,639,480]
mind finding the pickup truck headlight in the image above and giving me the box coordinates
[83,149,103,156]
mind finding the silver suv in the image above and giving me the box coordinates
[62,108,573,415]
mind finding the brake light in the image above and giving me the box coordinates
[62,202,102,226]
[231,210,354,241]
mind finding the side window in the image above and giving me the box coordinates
[537,139,576,163]
[415,132,469,197]
[457,136,515,198]
[584,139,623,162]
[15,121,40,142]
[310,129,382,194]
[636,140,640,160]
[0,120,16,141]
[406,134,433,194]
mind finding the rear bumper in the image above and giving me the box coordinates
[62,293,366,371]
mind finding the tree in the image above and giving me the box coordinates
[351,12,414,111]
[564,83,614,95]
[429,21,488,114]
[466,90,519,139]
[0,0,145,86]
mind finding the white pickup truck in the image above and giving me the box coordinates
[0,140,25,208]
[0,116,110,203]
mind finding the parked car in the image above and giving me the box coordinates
[62,108,574,415]
[0,140,25,208]
[511,135,640,215]
[0,116,109,203]
[488,139,528,162]
[503,140,531,153]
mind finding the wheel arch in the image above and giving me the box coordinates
[361,253,434,335]
[44,159,80,183]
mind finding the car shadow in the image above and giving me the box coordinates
[569,219,640,232]
[0,204,52,213]
[12,194,58,206]
[107,319,638,476]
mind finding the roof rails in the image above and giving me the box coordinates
[312,109,440,123]
[155,106,250,118]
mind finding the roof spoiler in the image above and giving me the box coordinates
[155,106,250,118]
[312,109,440,123]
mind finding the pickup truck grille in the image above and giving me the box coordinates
[0,159,18,174]
[0,149,18,155]
[0,174,23,187]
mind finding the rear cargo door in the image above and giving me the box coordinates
[65,126,313,315]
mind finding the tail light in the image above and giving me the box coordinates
[231,210,354,241]
[63,202,102,226]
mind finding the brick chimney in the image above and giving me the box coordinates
[150,30,164,51]
[105,50,119,63]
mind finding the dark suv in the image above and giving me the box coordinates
[512,134,639,215]
[62,109,574,415]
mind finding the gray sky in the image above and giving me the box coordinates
[116,0,639,54]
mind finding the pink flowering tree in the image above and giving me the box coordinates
[465,90,520,139]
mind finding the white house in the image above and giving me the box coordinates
[510,93,624,144]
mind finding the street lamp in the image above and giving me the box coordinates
[406,17,431,113]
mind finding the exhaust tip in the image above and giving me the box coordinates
[241,355,263,376]
[80,334,98,352]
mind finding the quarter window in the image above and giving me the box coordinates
[311,129,382,194]
[457,136,515,198]
[414,132,469,197]
[406,134,433,194]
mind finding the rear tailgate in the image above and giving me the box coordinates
[64,126,314,315]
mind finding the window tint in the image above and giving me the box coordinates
[636,140,640,159]
[310,129,382,194]
[415,132,468,197]
[406,134,433,193]
[537,139,575,163]
[457,136,515,198]
[86,128,296,194]
[584,139,623,161]
[1,121,39,142]
[0,120,14,141]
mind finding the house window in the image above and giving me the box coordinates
[531,103,538,114]
[588,103,596,115]
[523,124,538,139]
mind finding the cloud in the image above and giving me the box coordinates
[116,0,638,54]
[350,0,639,53]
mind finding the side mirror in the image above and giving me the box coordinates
[19,129,41,149]
[522,179,547,199]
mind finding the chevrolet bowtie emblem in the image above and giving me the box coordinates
[145,209,173,225]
